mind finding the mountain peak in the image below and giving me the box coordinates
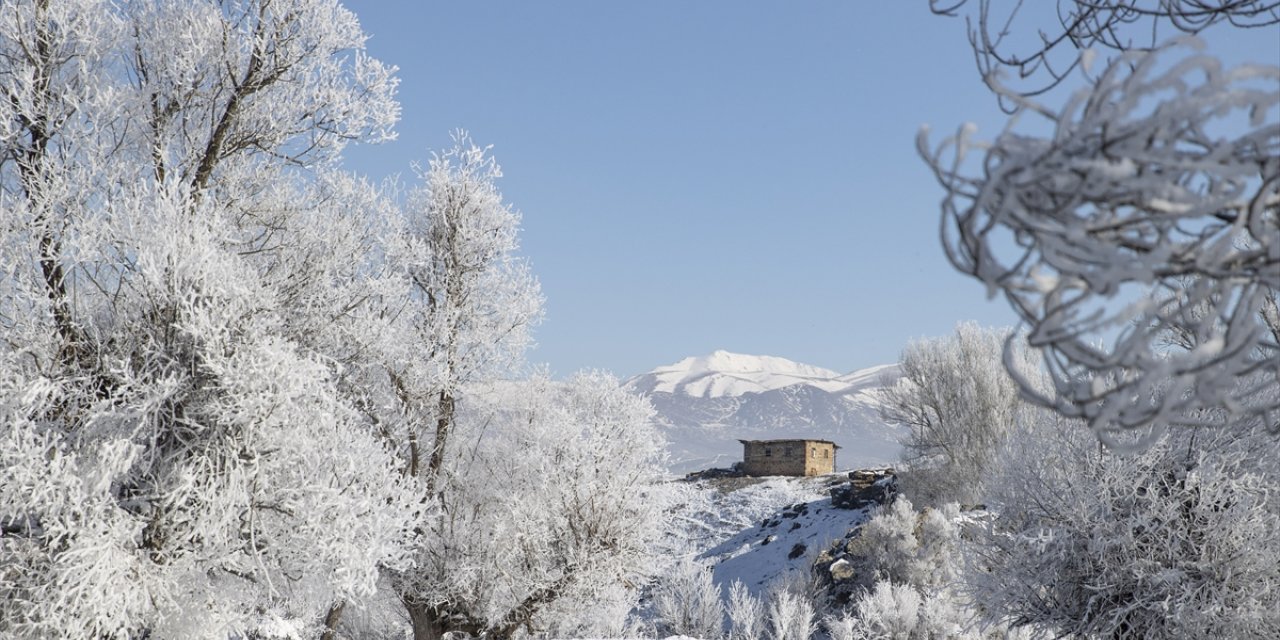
[628,351,887,400]
[656,351,840,381]
[622,352,904,473]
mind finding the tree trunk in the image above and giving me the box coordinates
[402,596,487,640]
[407,599,448,640]
[404,598,448,640]
[425,389,455,494]
[320,600,344,640]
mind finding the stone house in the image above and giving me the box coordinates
[738,438,839,477]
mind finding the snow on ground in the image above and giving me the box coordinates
[835,363,900,392]
[665,474,875,598]
[702,488,874,596]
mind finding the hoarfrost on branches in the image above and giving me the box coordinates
[1,1,416,636]
[725,579,765,640]
[973,417,1280,638]
[920,39,1280,445]
[649,557,725,639]
[880,322,1039,505]
[381,371,665,640]
[930,0,1280,99]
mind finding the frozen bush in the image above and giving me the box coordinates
[726,580,764,640]
[973,420,1280,638]
[765,580,816,640]
[848,498,962,592]
[650,557,725,639]
[849,582,974,640]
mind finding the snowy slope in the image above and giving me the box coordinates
[663,475,878,599]
[705,492,871,596]
[625,352,906,474]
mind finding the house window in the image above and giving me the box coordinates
[811,447,817,457]
[823,449,829,459]
[765,448,772,457]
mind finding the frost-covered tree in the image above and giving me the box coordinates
[880,323,1039,505]
[382,133,541,489]
[382,371,666,640]
[972,416,1280,638]
[363,133,539,638]
[314,136,540,637]
[0,1,416,637]
[3,3,671,638]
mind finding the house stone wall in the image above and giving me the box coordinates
[741,439,838,477]
[805,441,837,476]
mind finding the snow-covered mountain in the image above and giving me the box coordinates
[625,351,906,474]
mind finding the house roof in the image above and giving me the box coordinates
[737,438,841,449]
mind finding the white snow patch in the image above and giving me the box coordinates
[645,350,843,398]
[665,475,875,599]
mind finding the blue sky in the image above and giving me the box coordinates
[339,1,1279,378]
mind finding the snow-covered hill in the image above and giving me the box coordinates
[661,473,886,599]
[625,351,906,474]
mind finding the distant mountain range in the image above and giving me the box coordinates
[623,350,906,474]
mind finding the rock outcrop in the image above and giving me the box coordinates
[828,468,897,510]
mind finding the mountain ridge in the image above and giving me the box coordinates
[625,351,905,474]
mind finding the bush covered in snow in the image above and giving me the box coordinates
[972,420,1280,639]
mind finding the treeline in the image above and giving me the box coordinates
[0,3,662,639]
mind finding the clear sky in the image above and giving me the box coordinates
[339,1,1279,378]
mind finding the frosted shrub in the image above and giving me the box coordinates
[848,498,961,592]
[822,612,858,640]
[974,420,1280,638]
[914,504,961,589]
[726,580,764,640]
[915,590,972,639]
[852,498,921,588]
[848,582,974,640]
[765,583,816,640]
[650,557,725,639]
[831,498,987,639]
[854,582,923,639]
